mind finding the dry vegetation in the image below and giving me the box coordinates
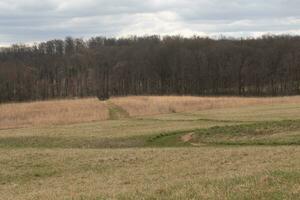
[1,147,300,200]
[111,95,300,116]
[1,97,300,199]
[2,96,300,129]
[0,98,108,129]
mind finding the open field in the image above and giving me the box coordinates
[2,147,300,200]
[2,95,300,129]
[1,96,300,199]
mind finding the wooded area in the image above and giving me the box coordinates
[1,35,300,102]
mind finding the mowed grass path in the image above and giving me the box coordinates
[1,98,300,199]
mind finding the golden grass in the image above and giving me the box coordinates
[0,98,108,129]
[111,95,300,117]
[2,95,300,130]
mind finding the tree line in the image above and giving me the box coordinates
[1,35,300,102]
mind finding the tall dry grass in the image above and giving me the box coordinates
[2,95,300,129]
[0,98,108,129]
[111,96,300,117]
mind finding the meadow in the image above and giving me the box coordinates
[1,96,300,199]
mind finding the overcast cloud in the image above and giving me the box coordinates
[0,0,300,45]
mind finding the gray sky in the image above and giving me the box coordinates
[0,0,300,45]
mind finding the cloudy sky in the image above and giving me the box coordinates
[0,0,300,45]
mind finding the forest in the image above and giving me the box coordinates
[0,35,300,102]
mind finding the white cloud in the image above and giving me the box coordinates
[0,0,299,45]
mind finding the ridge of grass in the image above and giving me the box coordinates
[135,117,248,123]
[0,135,146,149]
[149,120,300,147]
[1,120,300,149]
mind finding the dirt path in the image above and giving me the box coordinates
[181,133,194,142]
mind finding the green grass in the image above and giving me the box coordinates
[1,104,300,150]
[118,170,300,200]
[0,135,146,149]
[2,147,300,200]
[0,118,228,148]
[150,120,300,147]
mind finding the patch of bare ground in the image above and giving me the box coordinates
[181,132,194,142]
[180,132,205,146]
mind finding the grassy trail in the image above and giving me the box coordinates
[107,101,130,120]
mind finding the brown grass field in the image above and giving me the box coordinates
[0,98,109,129]
[2,95,300,129]
[111,96,300,116]
[1,96,300,199]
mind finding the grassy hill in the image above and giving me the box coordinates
[1,96,300,199]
